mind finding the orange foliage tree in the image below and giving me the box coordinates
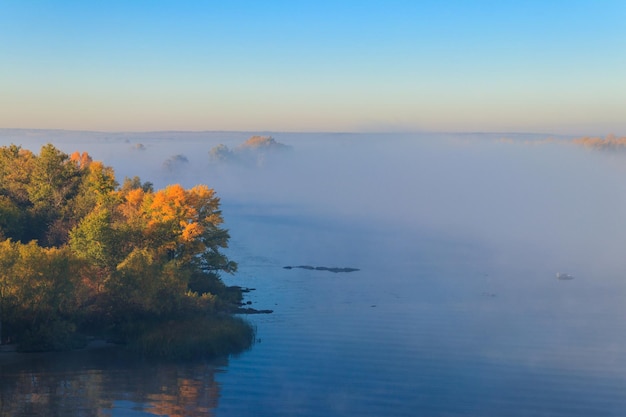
[0,144,242,349]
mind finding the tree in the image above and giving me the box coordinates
[0,196,23,240]
[0,143,247,354]
[0,146,35,242]
[0,239,19,344]
[119,176,153,194]
[69,208,121,270]
[12,242,78,326]
[25,145,84,246]
[26,144,81,210]
[109,248,162,315]
[0,145,33,208]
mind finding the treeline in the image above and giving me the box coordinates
[572,134,626,151]
[0,144,252,356]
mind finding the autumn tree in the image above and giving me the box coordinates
[70,182,238,319]
[0,143,247,354]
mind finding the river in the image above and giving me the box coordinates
[2,131,626,416]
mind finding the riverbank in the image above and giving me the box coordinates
[0,338,116,355]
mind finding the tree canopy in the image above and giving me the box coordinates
[0,144,248,355]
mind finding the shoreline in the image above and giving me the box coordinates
[0,338,119,357]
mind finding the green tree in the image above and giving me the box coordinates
[69,208,121,271]
[12,242,76,325]
[26,144,81,210]
[109,248,162,315]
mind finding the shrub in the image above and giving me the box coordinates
[17,320,86,352]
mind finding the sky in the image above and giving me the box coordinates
[1,0,625,134]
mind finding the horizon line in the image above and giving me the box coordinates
[0,126,584,138]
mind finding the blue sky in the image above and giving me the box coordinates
[1,1,624,134]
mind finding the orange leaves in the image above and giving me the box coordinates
[144,184,213,230]
[149,185,182,224]
[70,151,92,169]
[187,184,215,208]
[187,185,222,226]
[115,183,221,261]
[117,188,145,222]
[126,188,145,208]
[181,222,204,242]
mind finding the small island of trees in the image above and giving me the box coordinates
[208,135,290,166]
[572,134,626,151]
[0,144,254,358]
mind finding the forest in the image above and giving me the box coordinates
[0,144,253,357]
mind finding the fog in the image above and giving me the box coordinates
[4,129,626,277]
[3,128,626,382]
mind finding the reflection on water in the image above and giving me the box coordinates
[0,348,226,416]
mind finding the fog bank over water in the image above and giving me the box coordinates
[2,129,626,279]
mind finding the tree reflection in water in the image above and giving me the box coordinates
[0,346,226,416]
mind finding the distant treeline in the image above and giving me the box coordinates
[0,144,252,356]
[572,134,626,151]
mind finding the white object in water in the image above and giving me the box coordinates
[556,272,574,280]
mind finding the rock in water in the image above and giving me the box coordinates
[283,265,360,273]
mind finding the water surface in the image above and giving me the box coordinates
[2,131,626,416]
